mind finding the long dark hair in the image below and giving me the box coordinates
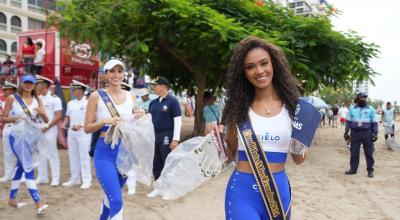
[17,82,38,100]
[26,37,34,46]
[222,37,300,130]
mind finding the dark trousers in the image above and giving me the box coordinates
[350,129,374,172]
[153,130,173,180]
[33,65,43,75]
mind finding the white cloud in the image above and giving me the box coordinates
[330,0,400,103]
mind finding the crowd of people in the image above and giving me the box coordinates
[0,37,388,220]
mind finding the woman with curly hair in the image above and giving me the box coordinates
[222,37,313,220]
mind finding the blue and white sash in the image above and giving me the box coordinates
[14,93,33,120]
[97,89,123,146]
[98,89,120,118]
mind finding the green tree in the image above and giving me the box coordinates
[319,86,354,106]
[51,0,379,134]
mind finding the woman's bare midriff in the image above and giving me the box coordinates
[236,161,285,173]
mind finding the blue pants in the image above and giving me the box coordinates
[94,138,127,220]
[9,135,40,203]
[225,170,291,220]
[153,130,173,180]
[350,129,374,172]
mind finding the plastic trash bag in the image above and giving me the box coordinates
[385,137,400,150]
[109,114,155,186]
[9,120,46,172]
[154,132,228,200]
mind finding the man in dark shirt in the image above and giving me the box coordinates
[147,76,182,198]
[331,105,339,128]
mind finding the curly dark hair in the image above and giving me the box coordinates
[222,37,300,130]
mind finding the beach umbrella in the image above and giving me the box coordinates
[301,96,328,108]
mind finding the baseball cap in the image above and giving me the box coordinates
[356,92,368,99]
[21,74,37,84]
[155,76,169,86]
[104,59,126,72]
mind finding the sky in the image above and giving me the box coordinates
[329,0,400,103]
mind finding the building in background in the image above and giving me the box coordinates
[0,0,56,61]
[285,0,329,16]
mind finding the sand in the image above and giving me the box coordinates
[0,119,399,220]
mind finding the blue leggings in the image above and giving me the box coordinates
[225,170,291,220]
[9,136,40,203]
[94,138,127,220]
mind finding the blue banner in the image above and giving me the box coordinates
[292,98,321,148]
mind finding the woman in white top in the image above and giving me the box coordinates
[84,59,136,220]
[2,74,49,214]
[222,37,306,220]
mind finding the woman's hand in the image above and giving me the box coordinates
[102,117,120,126]
[35,107,46,117]
[12,115,24,123]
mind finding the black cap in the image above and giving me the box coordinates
[155,76,169,86]
[356,92,368,99]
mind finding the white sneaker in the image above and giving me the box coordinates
[80,182,92,190]
[50,180,60,187]
[17,202,27,209]
[146,189,161,198]
[127,188,136,195]
[0,176,12,182]
[37,204,48,215]
[62,180,81,187]
[35,179,49,185]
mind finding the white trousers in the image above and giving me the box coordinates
[126,170,136,190]
[2,125,15,178]
[67,133,92,183]
[37,131,60,182]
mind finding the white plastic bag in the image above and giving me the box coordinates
[154,133,228,200]
[113,114,155,186]
[9,120,45,172]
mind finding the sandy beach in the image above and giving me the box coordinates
[0,118,399,220]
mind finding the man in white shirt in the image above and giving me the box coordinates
[339,104,349,128]
[35,75,63,186]
[33,41,45,75]
[61,80,92,189]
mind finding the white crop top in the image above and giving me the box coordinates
[12,96,39,119]
[96,90,135,122]
[237,107,292,153]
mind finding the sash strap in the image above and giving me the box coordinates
[14,93,33,120]
[237,120,286,220]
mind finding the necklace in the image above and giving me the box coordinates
[264,108,271,115]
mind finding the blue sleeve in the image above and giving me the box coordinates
[345,108,352,134]
[203,106,207,120]
[172,98,181,118]
[370,107,378,134]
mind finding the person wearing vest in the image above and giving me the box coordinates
[0,81,18,182]
[61,80,92,189]
[1,75,49,214]
[35,75,63,186]
[344,92,378,178]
